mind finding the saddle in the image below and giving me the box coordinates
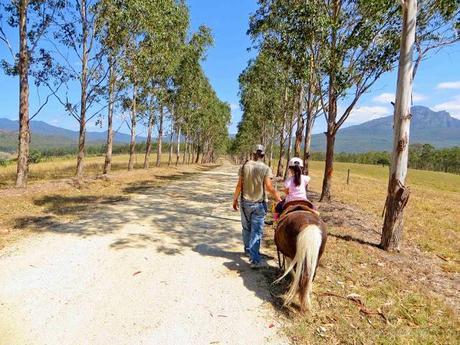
[275,200,325,259]
[279,200,319,222]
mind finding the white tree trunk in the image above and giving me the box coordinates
[381,0,417,251]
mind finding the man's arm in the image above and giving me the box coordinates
[265,176,282,202]
[233,176,242,210]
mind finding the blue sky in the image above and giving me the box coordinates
[1,0,460,136]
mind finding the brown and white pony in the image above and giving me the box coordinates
[274,200,327,311]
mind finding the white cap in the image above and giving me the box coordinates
[288,157,303,168]
[253,144,265,154]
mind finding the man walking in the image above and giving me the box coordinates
[233,145,281,268]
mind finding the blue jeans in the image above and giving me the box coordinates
[240,200,267,264]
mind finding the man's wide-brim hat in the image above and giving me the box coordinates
[253,144,265,154]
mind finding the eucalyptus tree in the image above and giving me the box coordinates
[249,1,326,175]
[305,1,401,201]
[113,0,188,170]
[381,0,459,251]
[0,0,64,187]
[96,0,129,175]
[236,48,286,168]
[121,34,142,171]
[172,26,213,166]
[43,0,111,180]
[412,0,460,79]
[172,25,213,163]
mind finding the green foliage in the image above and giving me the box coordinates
[29,150,42,164]
[233,48,287,155]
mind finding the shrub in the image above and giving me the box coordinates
[29,150,42,164]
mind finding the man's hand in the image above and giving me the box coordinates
[233,198,239,211]
[233,176,242,211]
[265,176,282,203]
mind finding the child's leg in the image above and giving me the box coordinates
[275,200,285,215]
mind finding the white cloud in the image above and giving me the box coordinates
[373,92,426,103]
[373,92,394,103]
[433,95,460,119]
[436,81,460,90]
[412,93,426,102]
[230,103,239,111]
[347,105,391,124]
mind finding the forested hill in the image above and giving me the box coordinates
[311,106,460,153]
[0,118,144,152]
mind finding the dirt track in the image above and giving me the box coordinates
[0,162,288,345]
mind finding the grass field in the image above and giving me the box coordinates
[306,161,460,272]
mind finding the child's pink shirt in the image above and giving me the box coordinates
[284,175,310,203]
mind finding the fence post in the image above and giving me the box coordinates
[347,169,350,185]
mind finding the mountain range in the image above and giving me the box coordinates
[310,106,460,152]
[0,119,144,153]
[1,106,459,153]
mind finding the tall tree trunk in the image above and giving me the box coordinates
[143,101,155,169]
[276,85,289,177]
[294,83,304,157]
[15,0,30,188]
[175,126,181,166]
[182,132,188,164]
[76,0,88,180]
[284,93,297,179]
[188,138,193,164]
[381,0,417,251]
[103,59,115,175]
[303,55,316,175]
[195,143,200,164]
[303,111,315,176]
[200,141,207,164]
[168,123,174,166]
[320,85,338,201]
[128,82,137,171]
[319,0,339,201]
[320,129,336,201]
[156,104,164,167]
[268,124,275,168]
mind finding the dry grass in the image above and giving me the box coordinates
[307,161,460,273]
[0,154,176,187]
[262,160,459,344]
[0,153,211,249]
[265,230,460,344]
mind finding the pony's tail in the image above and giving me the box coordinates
[275,225,322,311]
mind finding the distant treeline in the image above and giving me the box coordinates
[37,142,172,158]
[0,142,177,165]
[310,144,460,174]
